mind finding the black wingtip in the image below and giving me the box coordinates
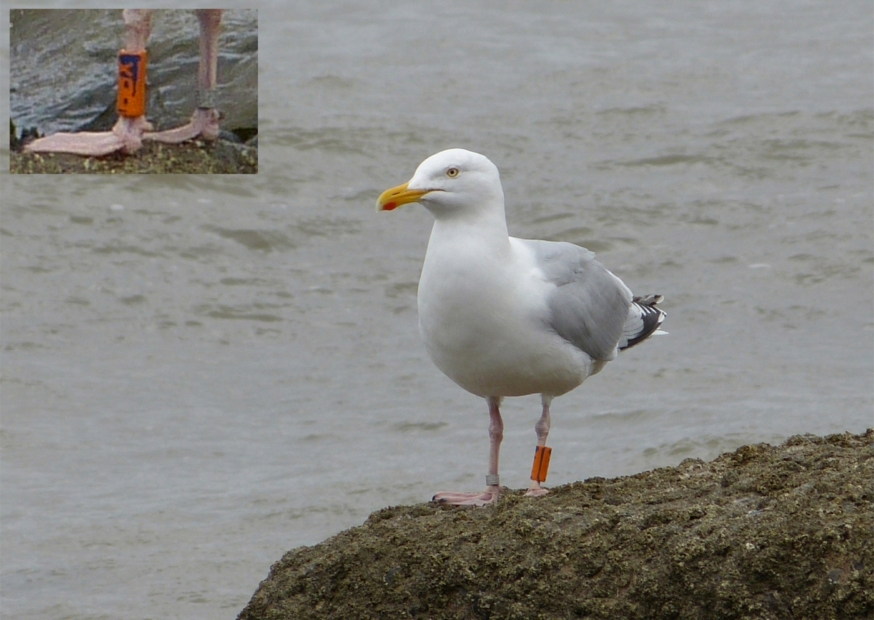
[620,295,666,351]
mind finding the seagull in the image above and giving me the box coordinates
[377,148,666,506]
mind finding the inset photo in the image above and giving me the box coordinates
[10,9,258,173]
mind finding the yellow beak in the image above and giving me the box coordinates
[376,182,430,212]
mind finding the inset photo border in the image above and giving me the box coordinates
[10,8,257,173]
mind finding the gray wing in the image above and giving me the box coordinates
[523,239,632,361]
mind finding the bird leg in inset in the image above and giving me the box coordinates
[109,10,155,153]
[24,9,155,155]
[145,9,222,144]
[526,395,552,497]
[433,396,503,506]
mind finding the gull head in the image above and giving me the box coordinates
[376,149,504,216]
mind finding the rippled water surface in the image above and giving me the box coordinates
[1,1,872,619]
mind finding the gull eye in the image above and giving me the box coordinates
[446,167,459,178]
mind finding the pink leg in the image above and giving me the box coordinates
[525,395,552,497]
[433,396,503,506]
[145,9,222,144]
[24,9,154,155]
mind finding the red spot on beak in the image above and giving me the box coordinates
[382,202,397,211]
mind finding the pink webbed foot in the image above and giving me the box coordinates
[432,485,500,506]
[22,115,153,156]
[525,481,549,498]
[23,131,126,156]
[144,106,220,144]
[112,115,153,153]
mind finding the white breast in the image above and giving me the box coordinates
[417,230,595,398]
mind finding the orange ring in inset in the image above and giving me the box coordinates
[117,50,148,117]
[530,445,552,483]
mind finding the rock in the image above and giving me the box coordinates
[9,138,257,174]
[239,431,873,620]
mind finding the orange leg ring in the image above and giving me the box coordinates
[530,446,552,483]
[117,50,148,117]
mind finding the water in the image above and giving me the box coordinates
[1,1,872,619]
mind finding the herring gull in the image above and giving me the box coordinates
[377,149,666,506]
